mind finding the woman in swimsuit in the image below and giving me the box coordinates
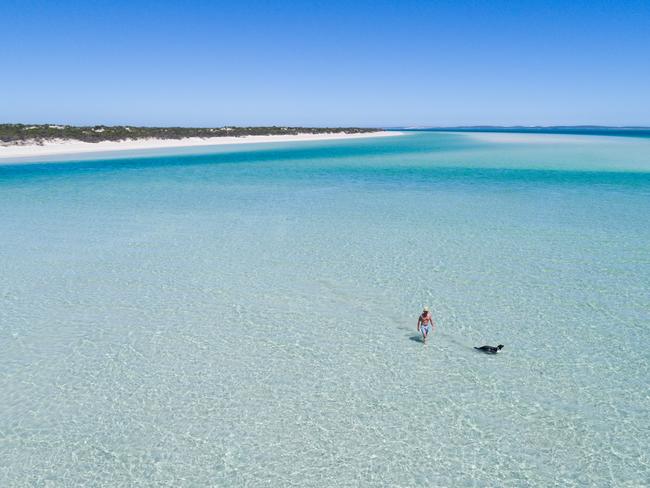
[417,306,435,343]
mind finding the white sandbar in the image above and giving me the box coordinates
[0,131,402,164]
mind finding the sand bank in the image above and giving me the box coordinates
[447,131,614,144]
[0,131,402,164]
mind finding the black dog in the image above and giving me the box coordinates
[474,344,504,354]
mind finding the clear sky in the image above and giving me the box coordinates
[2,0,649,127]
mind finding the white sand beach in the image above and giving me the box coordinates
[0,131,401,163]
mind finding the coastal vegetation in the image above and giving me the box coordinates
[0,124,379,145]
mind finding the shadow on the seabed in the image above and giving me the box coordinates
[408,335,424,344]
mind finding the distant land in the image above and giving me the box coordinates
[0,124,379,145]
[399,126,650,138]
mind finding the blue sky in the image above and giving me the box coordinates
[1,0,649,127]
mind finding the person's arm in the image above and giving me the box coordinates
[417,317,421,331]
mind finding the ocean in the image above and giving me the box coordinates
[1,131,649,486]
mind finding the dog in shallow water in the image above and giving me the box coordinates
[474,344,504,354]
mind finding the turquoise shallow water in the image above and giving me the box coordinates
[1,132,649,486]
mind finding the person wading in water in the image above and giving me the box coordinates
[417,306,435,343]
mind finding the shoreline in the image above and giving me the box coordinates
[0,131,401,164]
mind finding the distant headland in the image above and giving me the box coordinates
[399,126,650,138]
